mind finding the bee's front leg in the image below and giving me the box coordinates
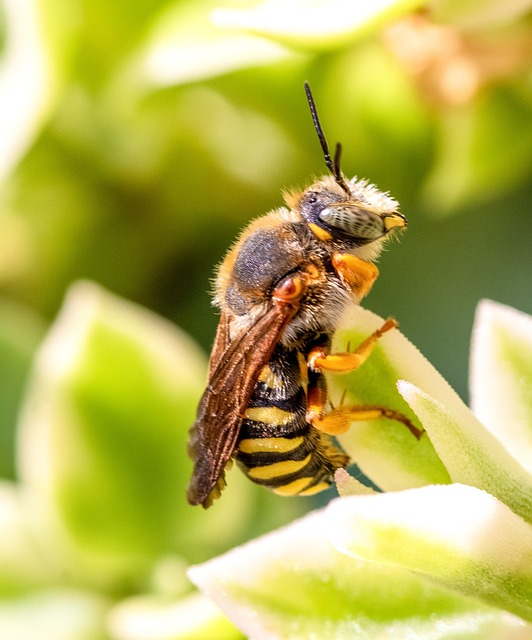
[308,318,397,374]
[306,319,424,440]
[332,253,379,301]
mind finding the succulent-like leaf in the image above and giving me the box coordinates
[328,484,532,622]
[17,281,244,586]
[398,381,532,524]
[189,508,530,639]
[108,592,244,640]
[0,0,75,180]
[330,306,452,490]
[212,0,426,51]
[0,588,108,640]
[137,0,292,87]
[470,300,532,475]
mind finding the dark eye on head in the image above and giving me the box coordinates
[306,192,318,205]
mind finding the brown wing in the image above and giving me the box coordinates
[187,301,297,507]
[207,308,231,379]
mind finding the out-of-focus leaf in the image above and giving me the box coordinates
[470,300,532,475]
[329,484,532,622]
[399,381,532,524]
[107,592,244,640]
[212,0,426,51]
[432,0,532,30]
[136,0,293,88]
[17,281,251,586]
[323,40,434,201]
[334,468,377,497]
[422,87,532,214]
[0,300,44,479]
[0,0,76,181]
[0,588,108,640]
[189,509,529,639]
[0,482,58,593]
[329,305,451,490]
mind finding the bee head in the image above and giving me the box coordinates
[295,175,406,243]
[298,82,406,244]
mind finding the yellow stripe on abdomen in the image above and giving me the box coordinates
[258,365,279,388]
[247,454,311,481]
[298,481,330,496]
[244,406,295,426]
[238,436,304,454]
[273,477,314,496]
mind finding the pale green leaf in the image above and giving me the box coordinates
[334,468,377,497]
[398,381,532,524]
[189,509,529,639]
[422,90,532,215]
[0,0,75,181]
[135,0,292,88]
[212,0,426,51]
[0,299,44,479]
[328,484,532,622]
[0,481,58,592]
[431,0,532,31]
[330,306,452,490]
[470,300,532,475]
[107,592,244,640]
[0,588,108,640]
[17,281,250,586]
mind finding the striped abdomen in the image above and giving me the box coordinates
[235,344,349,496]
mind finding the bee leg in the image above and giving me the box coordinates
[305,371,328,424]
[332,253,379,301]
[308,318,397,374]
[311,405,423,439]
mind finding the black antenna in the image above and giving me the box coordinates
[304,82,350,194]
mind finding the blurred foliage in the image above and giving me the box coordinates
[0,0,531,636]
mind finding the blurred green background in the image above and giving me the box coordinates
[0,0,531,637]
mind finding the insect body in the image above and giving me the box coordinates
[187,84,420,508]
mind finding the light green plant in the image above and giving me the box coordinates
[189,301,532,639]
[1,287,531,638]
[0,0,531,637]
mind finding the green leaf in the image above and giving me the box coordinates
[0,588,108,640]
[399,381,532,524]
[330,306,451,490]
[431,0,532,30]
[0,0,76,180]
[0,299,44,479]
[16,281,248,586]
[135,0,293,88]
[470,300,532,476]
[108,592,244,640]
[422,88,532,214]
[328,484,532,622]
[212,0,427,51]
[190,508,529,639]
[0,481,59,593]
[335,468,377,497]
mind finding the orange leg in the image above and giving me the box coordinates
[306,319,423,440]
[311,405,423,439]
[332,253,379,301]
[308,318,397,374]
[305,375,327,423]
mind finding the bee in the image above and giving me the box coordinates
[187,83,421,508]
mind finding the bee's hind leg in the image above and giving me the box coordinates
[306,318,423,439]
[310,405,423,439]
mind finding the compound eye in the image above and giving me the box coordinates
[319,204,385,239]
